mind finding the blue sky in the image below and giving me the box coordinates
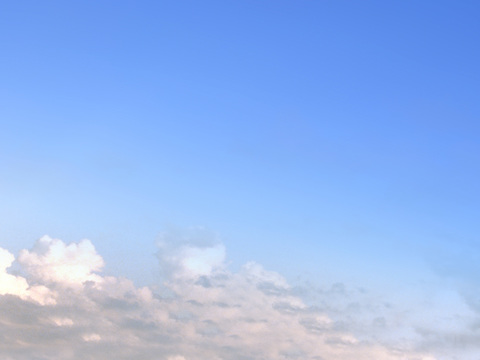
[1,2,480,359]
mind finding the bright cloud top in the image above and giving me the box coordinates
[18,235,104,286]
[0,246,54,305]
[0,235,474,360]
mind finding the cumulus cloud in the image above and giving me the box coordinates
[18,235,104,287]
[0,234,466,360]
[0,247,54,305]
[157,227,226,279]
[0,247,28,295]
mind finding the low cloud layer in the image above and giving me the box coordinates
[0,234,477,359]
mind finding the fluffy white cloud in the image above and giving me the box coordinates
[0,247,54,305]
[0,247,28,296]
[18,235,104,286]
[0,235,459,360]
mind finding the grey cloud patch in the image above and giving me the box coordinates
[197,320,221,337]
[169,309,195,322]
[281,348,306,359]
[195,275,212,288]
[257,280,290,296]
[299,316,331,334]
[272,300,305,315]
[414,326,480,360]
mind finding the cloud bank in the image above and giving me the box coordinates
[0,234,476,359]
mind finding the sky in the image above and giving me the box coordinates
[1,1,480,359]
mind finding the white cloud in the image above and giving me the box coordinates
[0,247,28,296]
[175,243,226,278]
[0,235,453,360]
[52,317,74,327]
[18,235,104,286]
[0,247,54,305]
[157,227,226,279]
[82,333,101,342]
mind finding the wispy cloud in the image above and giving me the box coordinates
[0,234,472,360]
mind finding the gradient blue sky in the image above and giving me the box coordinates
[1,0,480,330]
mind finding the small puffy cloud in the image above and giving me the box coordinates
[169,243,226,279]
[18,235,104,286]
[82,333,101,342]
[157,227,226,279]
[52,317,74,327]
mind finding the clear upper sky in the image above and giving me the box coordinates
[2,2,480,358]
[1,1,479,295]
